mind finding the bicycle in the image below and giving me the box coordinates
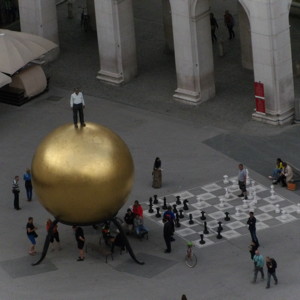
[185,241,197,268]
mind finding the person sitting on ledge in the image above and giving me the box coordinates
[268,158,283,180]
[273,162,293,187]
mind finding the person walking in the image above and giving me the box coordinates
[12,175,21,210]
[163,217,173,253]
[46,219,61,251]
[266,256,278,289]
[23,168,33,201]
[152,157,162,188]
[224,10,235,40]
[26,217,38,255]
[210,13,219,43]
[252,250,264,283]
[70,88,86,128]
[73,225,85,261]
[238,163,247,199]
[247,212,259,244]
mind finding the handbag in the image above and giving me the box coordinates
[33,231,38,238]
[287,182,296,191]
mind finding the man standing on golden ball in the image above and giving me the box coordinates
[70,88,86,129]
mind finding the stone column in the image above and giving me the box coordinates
[18,0,59,44]
[95,0,137,85]
[238,2,253,70]
[247,0,295,125]
[171,0,215,105]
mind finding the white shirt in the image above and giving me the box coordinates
[70,92,85,107]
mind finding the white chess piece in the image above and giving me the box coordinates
[251,180,255,188]
[248,187,253,200]
[243,199,248,209]
[223,175,229,184]
[270,186,276,200]
[246,168,250,185]
[275,204,280,213]
[219,198,225,208]
[281,209,287,220]
[224,188,230,199]
[235,207,240,217]
[297,203,300,214]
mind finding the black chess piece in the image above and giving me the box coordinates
[224,212,230,221]
[203,221,209,234]
[176,195,181,205]
[173,204,178,214]
[162,197,168,210]
[175,213,181,228]
[216,227,223,239]
[183,199,189,210]
[179,210,184,219]
[218,221,223,231]
[149,197,153,205]
[155,207,161,218]
[188,213,194,225]
[200,211,206,221]
[199,233,206,245]
[148,203,154,213]
[153,194,158,204]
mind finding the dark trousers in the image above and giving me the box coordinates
[164,235,171,252]
[73,104,85,125]
[227,25,235,39]
[13,191,20,209]
[25,182,32,201]
[249,228,258,244]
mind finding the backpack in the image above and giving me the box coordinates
[272,258,277,268]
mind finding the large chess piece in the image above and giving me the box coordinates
[200,211,206,221]
[183,199,189,210]
[155,207,161,218]
[270,185,276,200]
[162,197,168,210]
[175,213,181,228]
[173,204,178,214]
[148,203,154,213]
[235,207,240,217]
[153,194,158,204]
[176,196,181,205]
[189,213,194,225]
[223,175,229,184]
[275,204,280,213]
[219,198,225,208]
[199,233,206,245]
[203,221,209,234]
[281,209,287,220]
[216,223,223,239]
[224,188,230,199]
[179,210,184,219]
[224,212,230,221]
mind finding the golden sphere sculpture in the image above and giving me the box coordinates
[31,123,134,225]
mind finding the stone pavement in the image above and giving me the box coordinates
[0,0,300,299]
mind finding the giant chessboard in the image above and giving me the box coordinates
[143,176,300,248]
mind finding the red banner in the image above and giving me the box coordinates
[254,82,265,113]
[254,82,264,97]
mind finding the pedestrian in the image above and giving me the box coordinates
[12,175,21,210]
[152,157,162,188]
[132,200,143,217]
[72,225,85,261]
[46,219,61,251]
[266,256,278,289]
[23,168,33,201]
[70,88,86,128]
[252,250,264,283]
[210,13,219,43]
[123,208,135,235]
[26,217,38,255]
[247,212,258,243]
[163,206,175,241]
[163,217,173,253]
[249,240,259,260]
[224,10,235,40]
[238,163,247,199]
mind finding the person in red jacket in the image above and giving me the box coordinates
[132,200,143,217]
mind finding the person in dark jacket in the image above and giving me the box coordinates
[266,256,278,289]
[247,212,258,243]
[163,217,173,253]
[123,208,135,234]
